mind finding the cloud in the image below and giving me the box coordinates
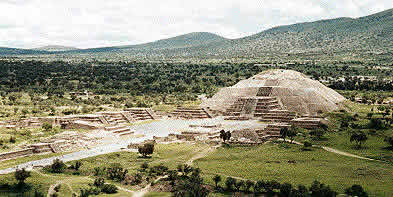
[0,0,391,49]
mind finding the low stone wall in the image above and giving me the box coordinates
[0,148,34,161]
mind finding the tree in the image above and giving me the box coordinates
[309,128,326,140]
[94,177,105,187]
[279,183,293,197]
[345,184,368,197]
[384,136,393,148]
[350,132,368,149]
[245,180,254,193]
[234,180,244,192]
[219,130,231,142]
[254,180,265,193]
[42,122,53,132]
[302,140,312,151]
[287,127,298,143]
[212,175,221,188]
[225,177,236,191]
[280,127,289,142]
[138,142,154,157]
[14,168,31,185]
[101,184,118,194]
[50,159,67,173]
[70,161,82,171]
[310,180,337,197]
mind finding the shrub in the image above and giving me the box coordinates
[101,184,118,194]
[42,122,53,132]
[384,136,393,148]
[225,177,236,191]
[140,162,149,171]
[107,163,128,181]
[310,180,337,197]
[93,177,105,187]
[345,184,368,197]
[138,142,154,157]
[14,168,31,185]
[302,140,312,151]
[350,132,368,149]
[70,161,82,171]
[49,159,67,173]
[9,136,16,143]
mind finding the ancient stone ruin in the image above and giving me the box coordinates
[201,69,346,140]
[203,69,345,118]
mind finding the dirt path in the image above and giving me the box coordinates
[186,145,217,166]
[134,145,218,197]
[35,170,133,196]
[134,175,168,197]
[47,181,61,197]
[278,139,375,161]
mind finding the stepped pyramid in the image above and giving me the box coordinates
[202,69,345,118]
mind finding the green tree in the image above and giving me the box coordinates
[212,175,221,188]
[280,127,289,142]
[350,132,368,149]
[345,185,368,197]
[138,142,154,157]
[14,168,31,185]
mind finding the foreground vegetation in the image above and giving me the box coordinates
[1,142,392,196]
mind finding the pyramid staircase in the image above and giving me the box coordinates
[257,123,291,141]
[105,125,134,136]
[171,107,211,119]
[125,108,155,121]
[97,112,131,125]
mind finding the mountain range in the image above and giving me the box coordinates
[1,8,391,57]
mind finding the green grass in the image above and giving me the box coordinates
[296,130,393,163]
[194,142,393,196]
[2,142,392,196]
[77,143,210,176]
[144,192,172,197]
[0,152,66,170]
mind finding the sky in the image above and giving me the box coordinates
[0,0,391,49]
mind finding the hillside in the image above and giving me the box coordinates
[0,8,392,57]
[0,47,50,55]
[32,45,79,52]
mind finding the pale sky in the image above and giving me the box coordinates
[0,0,391,49]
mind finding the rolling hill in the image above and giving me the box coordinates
[32,45,79,52]
[1,8,392,57]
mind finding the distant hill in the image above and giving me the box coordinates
[32,45,79,52]
[0,47,50,55]
[1,8,392,57]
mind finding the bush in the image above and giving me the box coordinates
[384,136,393,148]
[345,184,368,197]
[225,177,236,191]
[107,163,128,181]
[310,180,337,197]
[14,168,31,185]
[49,159,67,173]
[42,122,53,132]
[138,142,154,157]
[101,184,118,194]
[9,136,16,143]
[302,140,312,151]
[93,177,105,187]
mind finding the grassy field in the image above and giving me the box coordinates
[194,142,393,196]
[296,130,393,163]
[78,142,211,176]
[1,142,392,196]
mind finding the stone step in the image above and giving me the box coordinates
[105,126,127,131]
[113,128,131,134]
